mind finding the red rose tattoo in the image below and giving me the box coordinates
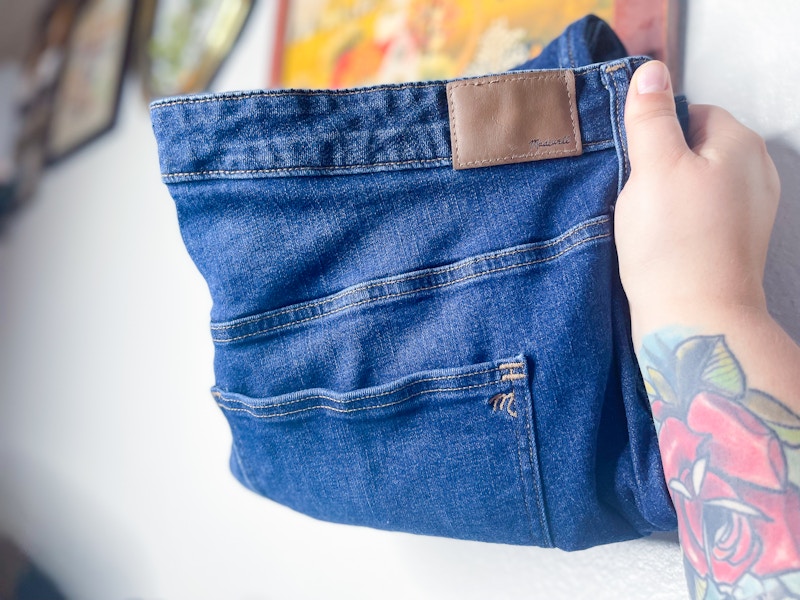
[644,335,800,597]
[660,394,800,585]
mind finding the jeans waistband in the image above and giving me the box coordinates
[150,56,649,182]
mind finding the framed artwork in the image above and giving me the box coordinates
[9,0,82,209]
[140,0,255,100]
[46,0,135,163]
[270,0,683,90]
[614,0,683,87]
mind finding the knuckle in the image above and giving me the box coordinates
[626,106,677,129]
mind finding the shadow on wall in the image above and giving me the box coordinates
[765,138,800,343]
[0,450,153,599]
[0,537,66,600]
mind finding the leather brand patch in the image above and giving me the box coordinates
[446,70,582,170]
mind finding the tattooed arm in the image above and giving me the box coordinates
[616,61,800,599]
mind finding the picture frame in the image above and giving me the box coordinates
[45,0,136,164]
[613,0,684,89]
[140,0,255,100]
[269,0,683,90]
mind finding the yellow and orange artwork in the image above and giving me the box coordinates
[278,0,614,89]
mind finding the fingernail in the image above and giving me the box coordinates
[636,61,669,94]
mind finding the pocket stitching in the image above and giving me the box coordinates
[213,365,499,409]
[211,215,609,332]
[215,379,500,419]
[221,354,549,545]
[504,358,552,546]
[514,421,537,544]
[213,231,611,344]
[522,379,552,546]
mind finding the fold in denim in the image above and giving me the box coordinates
[150,15,681,550]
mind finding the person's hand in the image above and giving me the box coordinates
[614,60,780,339]
[616,62,800,598]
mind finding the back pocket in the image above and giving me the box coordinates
[213,354,551,546]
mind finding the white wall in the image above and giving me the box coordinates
[1,1,798,598]
[683,1,800,343]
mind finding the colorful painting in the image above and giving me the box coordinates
[275,0,615,89]
[144,0,254,99]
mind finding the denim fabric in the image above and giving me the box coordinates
[150,16,681,550]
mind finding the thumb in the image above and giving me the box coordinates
[625,61,689,168]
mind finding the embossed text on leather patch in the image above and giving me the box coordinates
[446,70,582,170]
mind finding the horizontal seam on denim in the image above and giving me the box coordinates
[215,380,500,418]
[163,141,612,180]
[501,373,526,381]
[149,68,609,110]
[212,365,499,409]
[150,81,448,109]
[211,216,610,331]
[212,232,611,343]
[162,156,450,178]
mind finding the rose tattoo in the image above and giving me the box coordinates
[643,334,800,599]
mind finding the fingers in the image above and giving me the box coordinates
[695,104,780,201]
[686,104,766,159]
[686,104,739,148]
[624,61,690,168]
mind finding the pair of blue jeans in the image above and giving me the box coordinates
[150,16,682,550]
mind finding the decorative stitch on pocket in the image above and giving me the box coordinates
[213,354,551,547]
[489,392,518,417]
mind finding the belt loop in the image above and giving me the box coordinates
[600,57,645,195]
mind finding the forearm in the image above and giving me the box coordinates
[633,304,800,410]
[631,305,800,598]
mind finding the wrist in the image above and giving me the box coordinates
[628,298,772,350]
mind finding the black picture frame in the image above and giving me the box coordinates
[45,0,136,164]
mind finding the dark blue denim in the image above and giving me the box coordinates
[150,16,680,550]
